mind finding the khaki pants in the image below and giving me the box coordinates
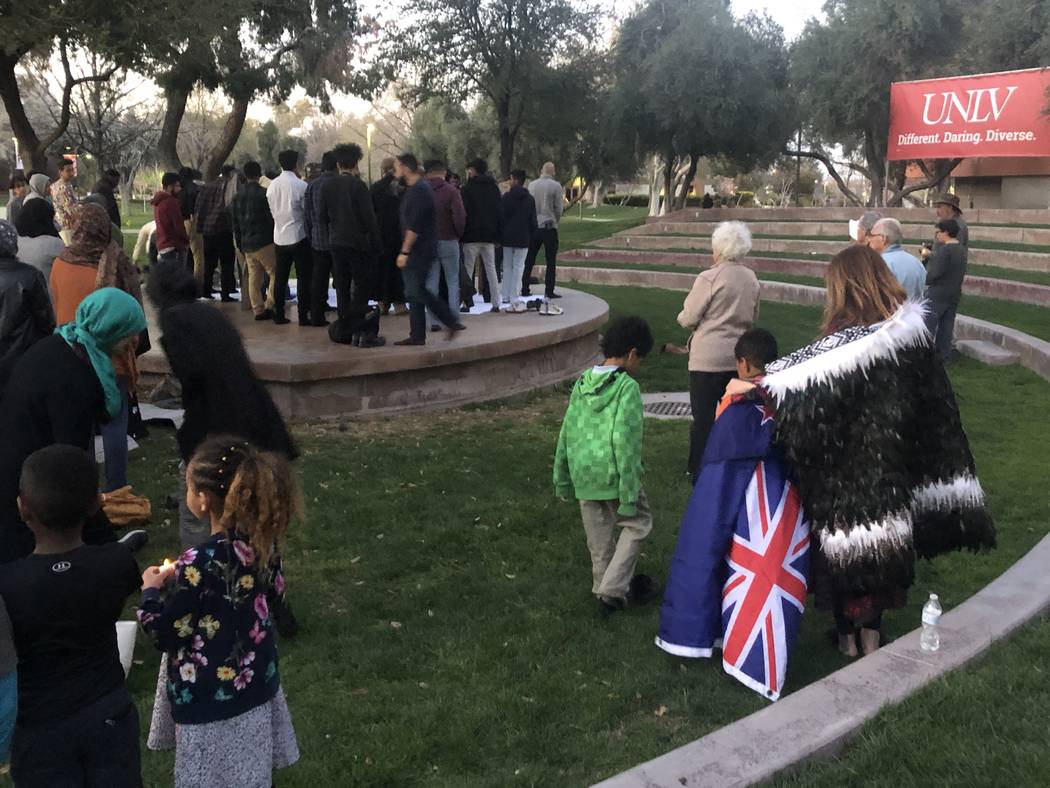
[579,490,652,603]
[244,244,277,315]
[186,220,205,290]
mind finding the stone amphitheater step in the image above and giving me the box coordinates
[595,234,1050,272]
[655,206,1050,225]
[559,248,1050,306]
[625,220,1050,246]
[955,339,1021,366]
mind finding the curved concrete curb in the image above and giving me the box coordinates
[551,264,1050,786]
[593,533,1050,788]
[592,233,1050,274]
[561,249,1050,306]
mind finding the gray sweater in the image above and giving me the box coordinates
[17,235,65,291]
[924,242,967,306]
[528,175,564,229]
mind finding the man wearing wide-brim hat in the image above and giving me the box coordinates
[932,192,968,249]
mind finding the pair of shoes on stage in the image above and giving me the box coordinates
[254,309,275,321]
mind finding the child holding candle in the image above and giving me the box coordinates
[137,436,300,787]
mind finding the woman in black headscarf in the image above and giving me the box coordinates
[14,198,63,287]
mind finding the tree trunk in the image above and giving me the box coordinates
[202,96,250,180]
[673,153,699,211]
[590,180,605,209]
[660,146,675,216]
[120,169,133,225]
[647,156,661,217]
[0,53,46,172]
[158,84,190,171]
[864,132,884,207]
[888,158,962,206]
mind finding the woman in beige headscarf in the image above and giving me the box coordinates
[49,201,144,493]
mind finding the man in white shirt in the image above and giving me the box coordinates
[266,150,313,325]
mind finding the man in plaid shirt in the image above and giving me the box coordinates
[194,168,237,301]
[303,151,336,326]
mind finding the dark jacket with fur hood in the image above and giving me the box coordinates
[762,300,995,597]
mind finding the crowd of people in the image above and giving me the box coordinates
[0,155,992,783]
[0,241,302,783]
[0,141,576,784]
[555,213,992,695]
[147,150,567,347]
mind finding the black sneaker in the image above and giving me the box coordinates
[547,292,562,299]
[628,574,662,606]
[598,596,625,618]
[118,529,149,554]
[430,324,443,333]
[358,335,386,348]
[254,309,275,321]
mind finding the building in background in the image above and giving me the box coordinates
[950,157,1050,209]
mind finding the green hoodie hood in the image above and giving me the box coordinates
[574,367,633,412]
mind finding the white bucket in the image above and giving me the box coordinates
[116,621,138,677]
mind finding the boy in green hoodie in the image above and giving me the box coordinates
[554,316,659,614]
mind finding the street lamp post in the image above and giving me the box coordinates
[366,123,376,183]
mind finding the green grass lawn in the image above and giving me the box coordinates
[557,205,650,251]
[114,283,1050,787]
[777,615,1050,787]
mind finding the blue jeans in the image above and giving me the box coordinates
[99,379,129,492]
[0,669,15,759]
[426,240,461,326]
[402,255,458,341]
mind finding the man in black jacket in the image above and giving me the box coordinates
[370,157,406,314]
[319,143,385,347]
[86,169,122,228]
[231,161,277,320]
[500,170,537,310]
[460,159,503,312]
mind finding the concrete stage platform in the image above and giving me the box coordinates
[139,288,608,419]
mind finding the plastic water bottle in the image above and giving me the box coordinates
[920,593,942,652]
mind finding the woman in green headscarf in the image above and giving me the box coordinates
[0,288,145,562]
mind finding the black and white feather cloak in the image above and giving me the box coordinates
[762,300,995,596]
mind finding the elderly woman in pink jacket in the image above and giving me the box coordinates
[677,220,760,482]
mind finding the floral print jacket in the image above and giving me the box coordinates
[138,530,284,724]
[49,180,78,230]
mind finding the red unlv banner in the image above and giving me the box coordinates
[888,68,1050,160]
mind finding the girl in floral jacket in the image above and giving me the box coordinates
[138,436,300,787]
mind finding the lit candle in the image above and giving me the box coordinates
[161,558,172,570]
